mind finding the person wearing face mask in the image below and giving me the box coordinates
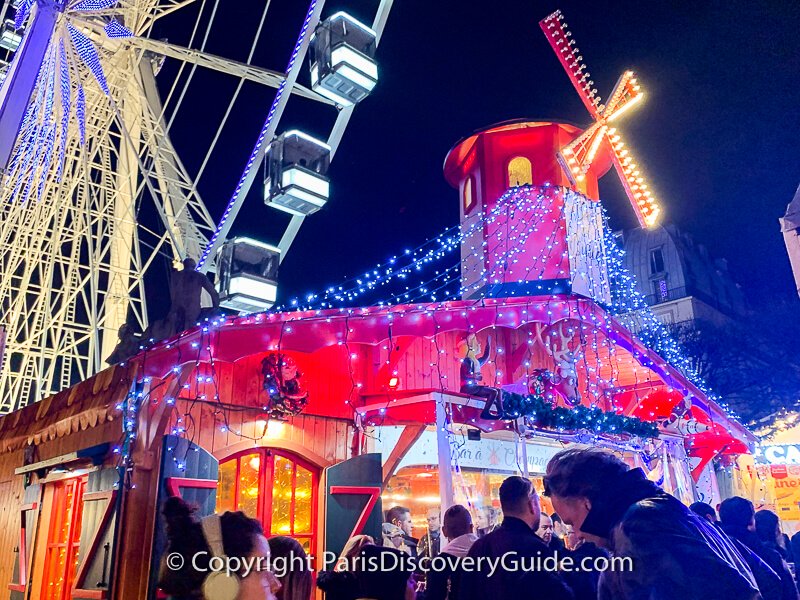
[159,496,282,600]
[543,448,762,600]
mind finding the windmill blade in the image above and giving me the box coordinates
[557,121,606,184]
[606,131,661,227]
[539,10,602,118]
[602,70,644,121]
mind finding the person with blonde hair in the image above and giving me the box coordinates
[338,534,374,570]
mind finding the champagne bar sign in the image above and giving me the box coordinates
[377,427,562,474]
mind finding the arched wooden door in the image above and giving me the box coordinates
[216,449,318,553]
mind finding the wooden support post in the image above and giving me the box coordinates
[435,393,454,511]
[112,364,193,599]
[381,424,426,487]
[518,421,530,478]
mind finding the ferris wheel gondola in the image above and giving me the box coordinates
[0,0,394,412]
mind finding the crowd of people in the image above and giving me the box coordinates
[159,447,800,600]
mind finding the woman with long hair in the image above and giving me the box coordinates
[267,537,312,600]
[159,496,282,600]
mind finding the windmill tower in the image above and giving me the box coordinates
[443,10,662,305]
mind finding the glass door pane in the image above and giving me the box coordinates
[270,456,294,536]
[216,459,237,513]
[237,453,262,518]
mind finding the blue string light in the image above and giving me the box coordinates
[7,0,123,197]
[274,185,555,311]
[14,0,34,29]
[56,39,71,182]
[263,184,745,433]
[76,84,86,145]
[104,19,133,38]
[67,23,109,95]
[198,0,319,269]
[70,0,119,10]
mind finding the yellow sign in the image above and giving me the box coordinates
[754,464,800,521]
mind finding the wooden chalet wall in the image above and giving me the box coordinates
[0,366,126,596]
[185,349,365,422]
[166,399,354,466]
[0,448,26,595]
[359,325,636,413]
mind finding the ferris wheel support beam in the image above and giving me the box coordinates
[138,56,217,261]
[277,0,395,263]
[197,0,327,273]
[124,36,335,105]
[103,75,143,363]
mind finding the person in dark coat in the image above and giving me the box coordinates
[720,498,799,600]
[690,501,719,524]
[543,448,761,600]
[792,531,800,567]
[460,476,574,600]
[562,526,609,600]
[781,533,795,566]
[418,507,442,562]
[756,509,793,563]
[536,513,565,552]
[317,535,374,600]
[318,542,414,600]
[423,505,478,600]
[687,501,781,599]
[357,544,415,600]
[688,502,782,600]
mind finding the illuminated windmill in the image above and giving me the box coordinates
[540,10,661,228]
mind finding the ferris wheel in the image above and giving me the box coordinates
[0,0,392,412]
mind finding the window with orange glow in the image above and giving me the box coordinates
[462,177,475,214]
[216,450,317,554]
[42,477,86,600]
[507,156,533,186]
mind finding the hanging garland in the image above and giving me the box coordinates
[501,391,660,439]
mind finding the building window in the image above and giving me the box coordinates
[649,248,665,274]
[507,156,533,187]
[216,449,317,553]
[462,177,475,214]
[42,477,87,600]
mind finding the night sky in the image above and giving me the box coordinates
[151,0,800,311]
